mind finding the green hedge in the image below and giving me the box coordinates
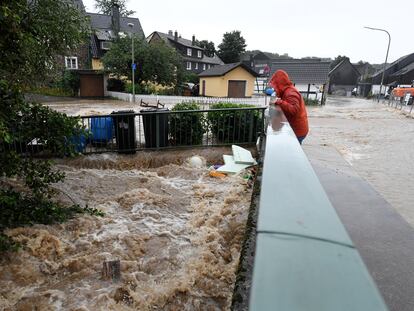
[207,103,261,143]
[169,102,206,145]
[303,98,320,106]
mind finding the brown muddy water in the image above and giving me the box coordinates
[0,154,254,310]
[305,96,414,227]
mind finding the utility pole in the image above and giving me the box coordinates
[128,23,135,103]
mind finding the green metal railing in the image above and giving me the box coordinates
[245,106,388,311]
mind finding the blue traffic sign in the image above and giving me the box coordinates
[132,63,137,71]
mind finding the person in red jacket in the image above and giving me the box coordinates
[269,70,309,144]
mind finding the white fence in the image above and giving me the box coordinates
[107,91,267,108]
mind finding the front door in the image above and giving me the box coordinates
[228,80,246,98]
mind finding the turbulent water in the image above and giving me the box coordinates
[305,97,414,226]
[0,157,253,310]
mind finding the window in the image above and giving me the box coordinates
[208,64,211,69]
[101,41,112,50]
[186,62,191,70]
[203,64,206,70]
[65,56,78,70]
[197,50,202,58]
[187,48,192,56]
[195,63,198,70]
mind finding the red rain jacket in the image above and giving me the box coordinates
[269,70,309,137]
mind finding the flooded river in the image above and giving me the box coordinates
[305,97,414,227]
[0,156,253,310]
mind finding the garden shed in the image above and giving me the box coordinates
[198,62,259,98]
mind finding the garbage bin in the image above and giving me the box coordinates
[140,108,169,148]
[90,116,113,144]
[69,133,87,153]
[111,110,136,154]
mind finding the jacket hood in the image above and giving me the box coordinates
[269,70,292,96]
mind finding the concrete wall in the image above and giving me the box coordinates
[200,67,256,97]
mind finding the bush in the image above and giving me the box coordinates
[156,86,175,95]
[107,78,125,92]
[169,102,206,145]
[61,70,80,96]
[28,86,73,97]
[0,82,99,252]
[303,98,320,106]
[207,102,261,143]
[0,188,103,251]
[125,82,157,95]
[183,72,199,84]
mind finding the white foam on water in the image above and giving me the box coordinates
[1,161,253,310]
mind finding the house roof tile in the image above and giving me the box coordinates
[87,13,144,37]
[269,61,331,84]
[198,62,259,77]
[154,31,202,50]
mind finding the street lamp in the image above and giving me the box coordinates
[364,26,391,102]
[128,22,135,103]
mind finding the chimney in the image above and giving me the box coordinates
[192,35,196,46]
[168,30,173,36]
[111,4,120,35]
[174,30,178,41]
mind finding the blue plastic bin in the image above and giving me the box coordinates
[70,133,87,153]
[91,117,113,143]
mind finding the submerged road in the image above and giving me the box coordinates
[304,97,414,311]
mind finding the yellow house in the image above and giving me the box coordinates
[198,62,259,98]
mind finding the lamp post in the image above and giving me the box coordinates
[128,23,135,103]
[364,26,391,102]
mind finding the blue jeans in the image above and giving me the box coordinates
[297,136,306,144]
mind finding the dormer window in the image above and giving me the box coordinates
[197,50,202,58]
[187,48,192,56]
[101,41,112,50]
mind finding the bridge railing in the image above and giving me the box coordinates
[241,106,388,311]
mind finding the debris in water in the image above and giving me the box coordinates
[102,260,121,282]
[209,171,227,179]
[232,145,256,165]
[216,146,257,174]
[188,155,204,168]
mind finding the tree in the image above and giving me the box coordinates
[95,0,135,16]
[217,31,247,64]
[0,0,101,252]
[102,38,184,86]
[196,40,216,57]
[0,0,89,84]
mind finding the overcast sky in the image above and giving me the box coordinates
[83,0,413,64]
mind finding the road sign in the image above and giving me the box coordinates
[132,63,137,71]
